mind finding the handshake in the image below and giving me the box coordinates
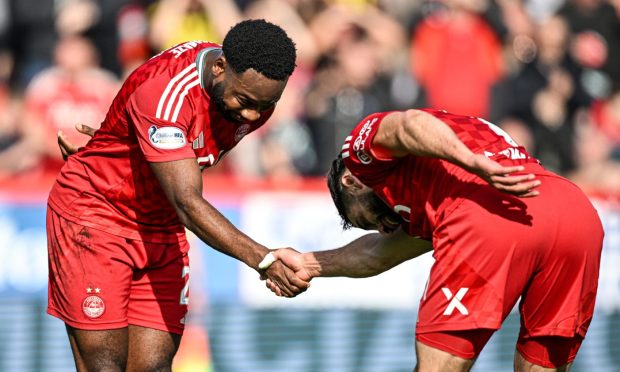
[257,248,318,298]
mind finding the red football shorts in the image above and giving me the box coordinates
[46,206,190,335]
[415,173,603,367]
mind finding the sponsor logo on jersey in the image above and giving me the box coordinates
[353,117,378,165]
[234,124,251,142]
[82,295,105,318]
[148,125,186,149]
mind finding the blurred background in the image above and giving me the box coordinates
[0,0,619,371]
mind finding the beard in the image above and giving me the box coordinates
[358,191,403,228]
[211,81,240,123]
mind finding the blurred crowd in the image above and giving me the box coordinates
[0,0,619,197]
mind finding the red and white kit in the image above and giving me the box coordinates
[47,41,273,334]
[341,110,604,367]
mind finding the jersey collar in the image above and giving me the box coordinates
[196,47,220,91]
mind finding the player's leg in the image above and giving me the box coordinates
[126,325,181,371]
[46,208,136,370]
[415,341,474,372]
[514,345,573,372]
[65,327,129,371]
[125,238,191,370]
[415,187,546,370]
[414,329,494,371]
[515,177,603,369]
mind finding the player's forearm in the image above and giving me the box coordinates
[177,196,267,269]
[151,159,269,270]
[304,231,431,278]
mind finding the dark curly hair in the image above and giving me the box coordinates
[222,19,297,81]
[327,155,355,230]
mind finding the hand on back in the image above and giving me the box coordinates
[57,123,96,160]
[466,154,541,198]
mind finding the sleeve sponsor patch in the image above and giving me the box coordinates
[352,117,378,164]
[148,125,187,149]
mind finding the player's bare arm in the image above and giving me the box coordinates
[272,229,432,281]
[150,158,310,297]
[374,110,541,197]
[57,123,96,160]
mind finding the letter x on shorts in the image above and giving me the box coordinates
[46,207,190,335]
[415,173,604,368]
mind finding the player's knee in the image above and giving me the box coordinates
[85,351,127,372]
[415,329,494,371]
[417,329,494,359]
[66,327,128,371]
[516,335,582,370]
[127,355,174,372]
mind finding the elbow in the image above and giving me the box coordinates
[170,191,200,228]
[403,109,425,124]
[174,201,191,227]
[402,109,429,136]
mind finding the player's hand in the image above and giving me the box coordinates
[57,123,97,160]
[260,251,310,297]
[264,248,315,296]
[467,154,541,197]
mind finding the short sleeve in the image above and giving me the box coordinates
[341,111,402,186]
[128,80,196,162]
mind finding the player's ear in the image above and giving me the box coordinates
[212,56,226,77]
[341,172,365,192]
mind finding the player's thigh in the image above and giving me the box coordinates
[127,238,190,335]
[126,325,181,372]
[517,181,602,367]
[418,195,539,337]
[47,208,135,330]
[415,329,494,371]
[515,336,579,371]
[65,325,128,372]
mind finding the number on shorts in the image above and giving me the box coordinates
[179,266,190,305]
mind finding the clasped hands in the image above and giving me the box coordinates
[259,248,316,298]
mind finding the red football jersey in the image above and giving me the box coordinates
[341,109,539,239]
[48,41,273,243]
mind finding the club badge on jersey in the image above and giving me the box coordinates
[82,286,105,319]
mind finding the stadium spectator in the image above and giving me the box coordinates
[266,108,603,371]
[55,0,145,77]
[5,0,58,92]
[557,0,620,96]
[28,36,116,160]
[409,0,505,118]
[48,20,309,371]
[587,86,620,154]
[304,4,414,175]
[0,35,118,178]
[567,86,620,197]
[492,15,592,174]
[116,3,152,78]
[148,0,226,51]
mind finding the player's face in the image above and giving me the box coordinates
[347,190,403,235]
[212,68,286,124]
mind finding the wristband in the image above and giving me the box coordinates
[258,252,277,270]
